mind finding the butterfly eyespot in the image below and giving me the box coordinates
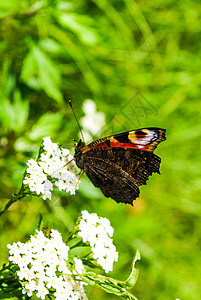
[134,130,147,137]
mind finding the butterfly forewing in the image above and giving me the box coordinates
[86,128,166,152]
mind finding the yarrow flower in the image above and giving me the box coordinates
[23,137,80,200]
[7,230,87,300]
[80,99,105,142]
[77,210,118,273]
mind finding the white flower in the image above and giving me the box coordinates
[78,211,118,273]
[53,170,80,195]
[8,229,87,300]
[73,257,85,275]
[35,284,49,300]
[24,137,80,200]
[99,217,114,237]
[42,136,58,153]
[80,99,105,141]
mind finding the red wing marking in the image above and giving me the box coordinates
[93,142,109,148]
[93,141,150,150]
[110,141,149,150]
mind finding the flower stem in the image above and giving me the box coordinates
[0,192,27,217]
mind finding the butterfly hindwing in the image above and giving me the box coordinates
[81,154,140,205]
[104,147,162,186]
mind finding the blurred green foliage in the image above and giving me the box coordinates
[0,0,201,299]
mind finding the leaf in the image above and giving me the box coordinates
[20,47,36,81]
[81,259,102,270]
[66,237,82,248]
[12,90,29,132]
[0,264,23,299]
[14,111,62,150]
[0,99,15,130]
[28,112,63,140]
[49,24,103,100]
[0,0,17,18]
[0,91,29,133]
[21,45,63,103]
[39,38,62,54]
[124,249,141,288]
[57,13,98,45]
[69,246,91,258]
[81,273,138,299]
[74,250,140,299]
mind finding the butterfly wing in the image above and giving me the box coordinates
[86,128,166,152]
[75,128,166,205]
[83,154,140,205]
[81,147,161,205]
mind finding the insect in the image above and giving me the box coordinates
[70,101,166,205]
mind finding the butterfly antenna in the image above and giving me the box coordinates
[69,100,85,142]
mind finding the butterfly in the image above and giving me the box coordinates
[74,127,166,205]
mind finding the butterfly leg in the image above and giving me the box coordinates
[78,170,84,181]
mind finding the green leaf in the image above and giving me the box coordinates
[57,1,74,11]
[57,13,98,45]
[66,237,82,248]
[20,46,36,81]
[21,45,63,103]
[81,272,139,299]
[74,250,140,299]
[69,246,91,258]
[0,91,29,133]
[12,90,29,132]
[81,259,102,270]
[28,112,63,140]
[0,99,15,130]
[0,0,17,18]
[39,38,62,54]
[0,264,23,299]
[124,249,141,288]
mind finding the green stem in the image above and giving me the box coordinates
[0,192,27,217]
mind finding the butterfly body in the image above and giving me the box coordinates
[74,128,166,205]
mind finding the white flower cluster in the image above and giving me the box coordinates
[7,230,87,300]
[23,137,80,200]
[78,210,118,273]
[80,99,105,142]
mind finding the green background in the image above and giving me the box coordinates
[0,1,200,299]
